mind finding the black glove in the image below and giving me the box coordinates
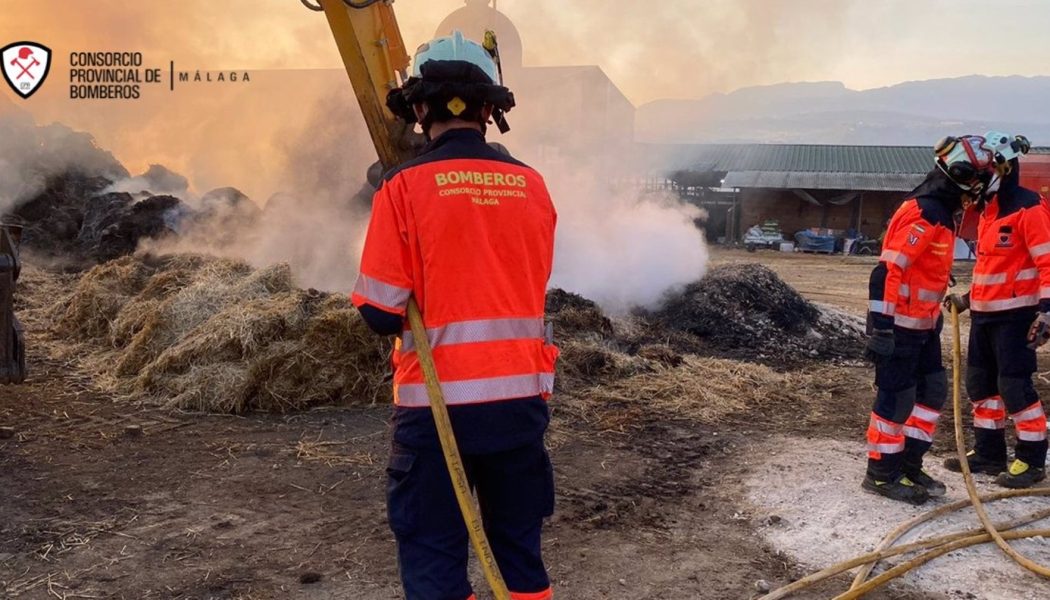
[865,329,895,364]
[943,292,970,314]
[1028,313,1050,350]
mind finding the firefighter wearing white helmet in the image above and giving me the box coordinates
[360,29,557,600]
[944,132,1050,489]
[387,29,515,138]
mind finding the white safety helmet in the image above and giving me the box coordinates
[411,30,501,85]
[983,131,1032,177]
[934,135,996,192]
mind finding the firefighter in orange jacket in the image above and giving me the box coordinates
[864,135,996,504]
[352,32,557,600]
[944,133,1050,488]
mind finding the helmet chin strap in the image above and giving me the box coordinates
[986,174,1002,196]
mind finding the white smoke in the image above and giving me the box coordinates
[137,89,376,293]
[0,105,128,215]
[545,168,708,313]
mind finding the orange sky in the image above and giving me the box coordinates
[2,0,1047,203]
[3,0,1048,106]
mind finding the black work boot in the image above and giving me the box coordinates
[861,474,930,505]
[903,468,947,497]
[994,460,1047,489]
[943,451,1007,476]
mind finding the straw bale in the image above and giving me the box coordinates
[54,254,388,413]
[54,256,153,339]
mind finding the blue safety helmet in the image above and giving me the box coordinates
[387,30,514,135]
[412,30,501,85]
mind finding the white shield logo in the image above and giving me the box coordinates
[2,42,52,99]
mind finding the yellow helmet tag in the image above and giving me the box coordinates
[447,96,467,116]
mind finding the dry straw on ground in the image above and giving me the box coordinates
[42,254,853,420]
[51,254,389,413]
[545,284,857,428]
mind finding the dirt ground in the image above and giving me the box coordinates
[1,247,1038,600]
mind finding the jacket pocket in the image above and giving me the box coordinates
[541,447,555,518]
[386,447,418,536]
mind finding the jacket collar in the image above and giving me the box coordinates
[422,127,486,154]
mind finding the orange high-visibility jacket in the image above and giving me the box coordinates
[352,129,558,408]
[869,197,956,331]
[971,189,1050,315]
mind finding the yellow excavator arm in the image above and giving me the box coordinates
[302,0,417,171]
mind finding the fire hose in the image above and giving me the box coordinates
[760,303,1050,599]
[406,298,511,600]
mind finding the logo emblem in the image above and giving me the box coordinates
[997,225,1013,248]
[2,42,51,99]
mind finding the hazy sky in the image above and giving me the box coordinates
[2,0,1048,105]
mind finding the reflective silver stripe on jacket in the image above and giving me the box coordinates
[869,301,895,315]
[910,404,941,423]
[868,442,905,454]
[916,289,944,302]
[880,250,909,268]
[894,314,938,330]
[971,295,1039,312]
[1031,242,1050,258]
[972,272,1008,285]
[898,284,911,297]
[352,274,411,310]
[1042,286,1050,299]
[974,417,1006,430]
[396,372,555,407]
[1017,268,1040,281]
[401,317,544,352]
[902,426,933,443]
[1011,404,1046,422]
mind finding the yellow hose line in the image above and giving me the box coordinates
[834,526,1050,600]
[758,500,1050,600]
[407,298,511,600]
[760,304,1050,600]
[948,303,1050,579]
[850,488,1050,588]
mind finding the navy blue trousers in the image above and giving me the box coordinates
[967,316,1048,467]
[386,439,554,600]
[868,324,947,479]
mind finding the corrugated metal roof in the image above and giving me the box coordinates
[722,171,926,192]
[677,144,932,175]
[663,143,1050,192]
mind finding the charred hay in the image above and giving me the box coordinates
[652,263,864,364]
[46,254,856,421]
[15,173,187,264]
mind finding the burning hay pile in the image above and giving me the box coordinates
[51,254,389,412]
[542,265,860,424]
[652,263,865,364]
[44,250,856,421]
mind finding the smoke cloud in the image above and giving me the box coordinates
[2,0,713,311]
[547,170,707,312]
[0,98,127,216]
[137,87,377,292]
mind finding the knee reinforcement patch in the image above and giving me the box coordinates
[967,367,996,401]
[999,376,1038,414]
[922,370,947,410]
